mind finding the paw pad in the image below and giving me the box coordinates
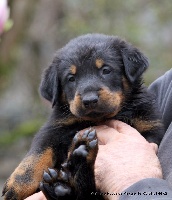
[40,167,71,198]
[73,144,88,156]
[70,128,98,160]
[54,184,71,196]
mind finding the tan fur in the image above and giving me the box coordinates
[122,76,130,92]
[69,94,82,116]
[132,118,163,133]
[69,88,124,120]
[5,148,53,199]
[99,87,124,107]
[95,59,104,69]
[70,65,77,74]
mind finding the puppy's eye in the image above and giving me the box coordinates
[68,75,75,82]
[102,67,111,75]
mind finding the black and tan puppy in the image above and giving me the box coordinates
[2,34,164,200]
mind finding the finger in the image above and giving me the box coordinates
[25,192,46,200]
[79,125,108,137]
[149,143,158,154]
[105,120,141,136]
[94,125,119,145]
[79,125,108,134]
[79,125,120,145]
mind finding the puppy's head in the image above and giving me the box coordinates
[40,34,148,121]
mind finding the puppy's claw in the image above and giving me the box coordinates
[59,170,69,182]
[88,129,96,140]
[43,171,52,183]
[39,182,44,191]
[82,129,90,139]
[73,132,79,143]
[48,168,58,180]
[89,139,98,148]
[61,162,67,169]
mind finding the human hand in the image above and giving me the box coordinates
[94,120,162,199]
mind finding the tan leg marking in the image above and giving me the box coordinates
[4,148,53,199]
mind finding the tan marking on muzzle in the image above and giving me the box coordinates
[69,94,82,116]
[99,88,124,118]
[99,88,124,107]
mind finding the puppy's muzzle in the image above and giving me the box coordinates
[82,92,99,109]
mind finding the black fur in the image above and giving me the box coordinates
[2,34,164,200]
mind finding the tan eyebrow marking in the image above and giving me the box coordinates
[70,65,77,74]
[95,59,104,69]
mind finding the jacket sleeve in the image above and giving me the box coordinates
[119,178,172,200]
[148,69,172,131]
[119,69,172,200]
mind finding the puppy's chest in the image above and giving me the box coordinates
[114,110,133,124]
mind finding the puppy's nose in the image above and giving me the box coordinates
[82,93,98,109]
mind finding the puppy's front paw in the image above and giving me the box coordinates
[68,128,98,166]
[40,129,98,200]
[40,168,72,200]
[65,128,98,199]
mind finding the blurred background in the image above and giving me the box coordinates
[0,0,172,195]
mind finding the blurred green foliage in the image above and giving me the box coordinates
[0,119,44,146]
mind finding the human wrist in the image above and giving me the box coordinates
[103,177,145,200]
[101,169,162,200]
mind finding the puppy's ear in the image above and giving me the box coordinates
[39,64,59,107]
[121,43,149,83]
